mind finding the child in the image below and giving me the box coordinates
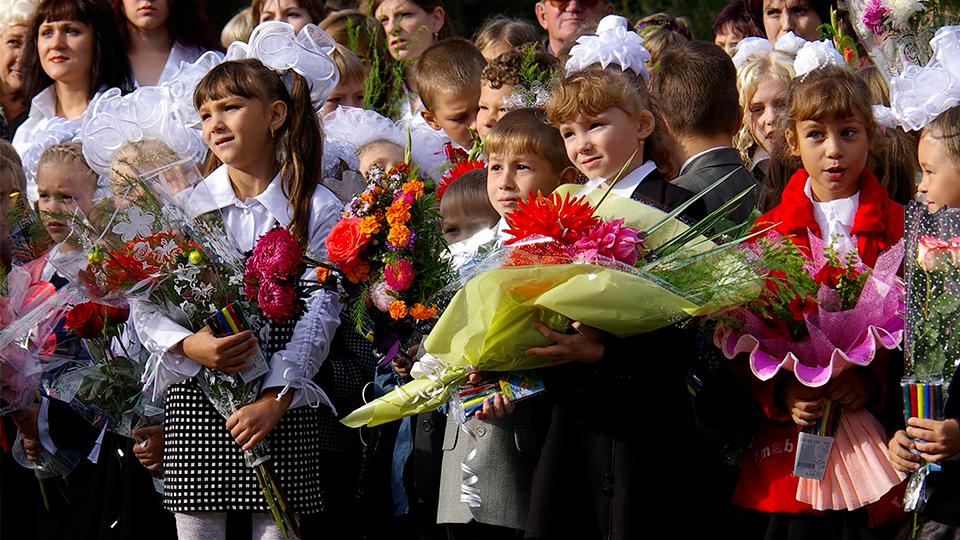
[477,44,557,139]
[220,7,254,48]
[650,40,758,221]
[133,58,342,539]
[322,44,368,114]
[438,168,498,245]
[743,64,904,538]
[436,108,575,538]
[914,106,960,214]
[472,16,539,62]
[414,38,484,150]
[358,139,404,175]
[634,12,692,70]
[734,50,795,210]
[713,0,763,56]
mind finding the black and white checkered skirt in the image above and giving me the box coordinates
[162,320,326,514]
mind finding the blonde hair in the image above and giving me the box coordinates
[331,43,369,86]
[734,51,794,167]
[38,141,97,182]
[439,168,499,229]
[484,108,571,174]
[220,7,254,49]
[473,17,539,58]
[546,67,672,175]
[415,38,485,111]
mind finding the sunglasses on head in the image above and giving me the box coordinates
[545,0,603,9]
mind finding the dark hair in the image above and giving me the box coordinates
[22,0,134,101]
[112,0,219,52]
[650,40,740,138]
[747,0,832,40]
[252,0,327,27]
[481,43,557,89]
[194,59,323,246]
[635,12,693,39]
[713,0,762,39]
[415,38,485,111]
[361,0,453,40]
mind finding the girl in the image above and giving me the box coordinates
[321,44,366,114]
[743,64,904,539]
[0,0,35,141]
[13,0,132,156]
[253,0,326,33]
[112,0,219,87]
[734,50,794,210]
[367,0,450,122]
[888,107,960,539]
[472,16,539,62]
[134,57,342,539]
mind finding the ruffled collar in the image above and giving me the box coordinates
[776,167,889,238]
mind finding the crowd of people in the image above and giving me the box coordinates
[0,0,957,539]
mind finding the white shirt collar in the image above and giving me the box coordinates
[679,146,729,176]
[804,177,860,251]
[192,165,293,226]
[29,85,107,123]
[583,160,657,198]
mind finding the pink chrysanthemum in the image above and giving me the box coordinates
[573,218,642,265]
[250,227,302,279]
[258,279,301,322]
[384,258,415,291]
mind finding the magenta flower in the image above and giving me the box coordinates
[250,227,303,279]
[384,258,415,291]
[573,219,642,265]
[258,279,301,322]
[862,0,889,35]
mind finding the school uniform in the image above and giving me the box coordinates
[672,146,759,222]
[132,165,342,516]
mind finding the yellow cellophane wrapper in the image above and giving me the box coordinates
[341,185,758,427]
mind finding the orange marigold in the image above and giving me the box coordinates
[343,260,370,283]
[402,180,424,198]
[359,215,381,235]
[387,225,411,248]
[359,192,374,204]
[388,300,407,320]
[386,201,411,226]
[409,303,438,320]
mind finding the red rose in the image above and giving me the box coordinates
[787,295,817,322]
[103,304,130,325]
[326,217,369,267]
[65,302,105,338]
[252,227,303,278]
[257,279,301,322]
[814,264,844,289]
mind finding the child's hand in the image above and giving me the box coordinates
[782,379,825,427]
[825,369,873,410]
[907,417,960,463]
[226,388,293,452]
[526,321,604,364]
[181,327,258,373]
[476,393,514,421]
[133,425,163,473]
[887,429,921,472]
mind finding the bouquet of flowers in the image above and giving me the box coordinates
[850,0,959,77]
[342,172,768,427]
[900,202,960,511]
[714,231,906,511]
[325,162,453,361]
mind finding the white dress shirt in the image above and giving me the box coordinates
[134,165,343,409]
[582,159,658,199]
[804,177,859,253]
[13,85,106,156]
[135,41,207,87]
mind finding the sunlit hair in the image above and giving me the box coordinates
[473,17,539,57]
[415,38,485,111]
[194,58,323,246]
[858,65,918,204]
[923,106,960,169]
[484,108,571,174]
[546,67,672,174]
[221,7,254,48]
[38,141,98,189]
[439,168,498,229]
[331,43,369,85]
[734,51,794,165]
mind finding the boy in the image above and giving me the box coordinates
[436,108,575,538]
[650,40,759,222]
[477,44,558,138]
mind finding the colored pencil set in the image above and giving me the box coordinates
[457,382,500,418]
[452,371,547,421]
[808,399,841,437]
[206,302,251,338]
[901,377,945,421]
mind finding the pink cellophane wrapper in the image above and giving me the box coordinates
[716,234,905,387]
[796,408,907,510]
[715,233,906,510]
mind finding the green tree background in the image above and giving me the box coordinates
[204,0,730,43]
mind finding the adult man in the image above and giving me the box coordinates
[534,0,611,56]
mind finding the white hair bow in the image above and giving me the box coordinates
[889,26,960,131]
[793,39,846,78]
[565,15,652,79]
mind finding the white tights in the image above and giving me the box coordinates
[174,512,296,540]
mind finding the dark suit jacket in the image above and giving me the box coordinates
[671,147,759,223]
[630,167,708,222]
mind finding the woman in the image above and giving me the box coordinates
[253,0,326,33]
[14,0,132,156]
[365,0,451,121]
[748,0,830,43]
[113,0,218,87]
[0,0,35,140]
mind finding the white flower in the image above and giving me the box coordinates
[774,31,807,56]
[882,0,925,27]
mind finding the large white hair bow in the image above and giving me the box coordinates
[322,106,405,150]
[732,32,808,72]
[565,15,652,79]
[793,39,846,78]
[889,26,960,131]
[22,117,109,203]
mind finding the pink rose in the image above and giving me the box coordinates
[918,235,951,272]
[257,279,301,323]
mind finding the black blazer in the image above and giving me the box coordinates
[671,147,759,223]
[629,166,708,222]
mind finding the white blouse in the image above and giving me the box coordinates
[804,177,859,253]
[12,85,106,157]
[134,165,343,410]
[136,41,208,88]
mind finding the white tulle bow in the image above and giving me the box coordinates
[565,15,652,79]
